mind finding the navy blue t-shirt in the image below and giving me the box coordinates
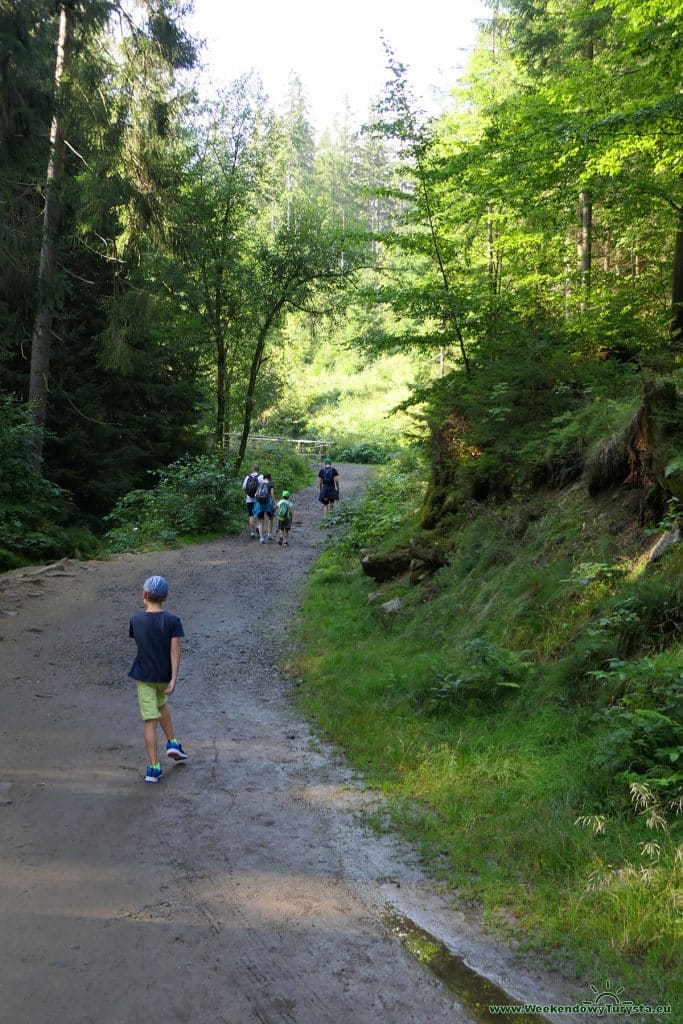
[128,610,184,683]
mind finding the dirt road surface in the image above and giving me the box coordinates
[1,466,581,1024]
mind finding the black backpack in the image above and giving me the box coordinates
[322,466,336,484]
[245,474,259,497]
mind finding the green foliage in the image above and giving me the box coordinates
[420,637,528,713]
[563,561,629,587]
[334,441,396,464]
[645,497,680,536]
[332,451,427,555]
[103,445,314,552]
[0,396,98,568]
[359,0,683,549]
[103,454,244,551]
[269,319,418,458]
[590,656,683,799]
[240,443,316,494]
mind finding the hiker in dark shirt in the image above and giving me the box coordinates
[318,458,339,514]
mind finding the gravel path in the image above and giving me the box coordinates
[0,465,583,1024]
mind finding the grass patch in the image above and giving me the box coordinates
[295,458,682,1013]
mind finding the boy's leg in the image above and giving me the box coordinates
[137,682,162,766]
[158,702,174,743]
[156,690,188,761]
[143,718,159,765]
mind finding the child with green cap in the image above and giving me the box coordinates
[275,490,294,545]
[128,574,189,783]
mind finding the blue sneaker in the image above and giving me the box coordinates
[145,764,162,783]
[166,740,189,762]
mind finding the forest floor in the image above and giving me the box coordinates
[0,465,586,1024]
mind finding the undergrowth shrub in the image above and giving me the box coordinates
[334,441,396,464]
[589,655,683,803]
[241,444,316,494]
[417,315,646,517]
[104,454,244,551]
[104,447,314,553]
[550,547,683,702]
[332,450,427,555]
[418,636,530,713]
[0,395,98,568]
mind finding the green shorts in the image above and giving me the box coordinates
[135,681,168,720]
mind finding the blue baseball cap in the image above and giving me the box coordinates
[143,575,168,598]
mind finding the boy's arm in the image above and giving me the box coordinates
[165,636,181,695]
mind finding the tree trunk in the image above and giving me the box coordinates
[224,366,234,447]
[213,335,226,448]
[28,3,73,465]
[234,331,267,475]
[211,195,234,448]
[234,299,287,473]
[487,201,495,295]
[671,201,683,340]
[579,190,592,295]
[577,36,594,305]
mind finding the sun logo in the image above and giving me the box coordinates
[589,979,626,1005]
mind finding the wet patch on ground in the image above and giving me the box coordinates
[384,908,550,1023]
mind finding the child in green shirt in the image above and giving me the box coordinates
[275,491,293,546]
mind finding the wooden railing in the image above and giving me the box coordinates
[224,433,334,457]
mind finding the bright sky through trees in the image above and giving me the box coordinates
[187,0,488,131]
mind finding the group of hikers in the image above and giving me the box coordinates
[127,457,342,783]
[241,457,340,545]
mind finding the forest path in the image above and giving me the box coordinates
[0,465,577,1023]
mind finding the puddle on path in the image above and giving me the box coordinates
[384,908,549,1024]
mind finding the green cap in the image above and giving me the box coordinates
[282,490,290,498]
[324,457,331,463]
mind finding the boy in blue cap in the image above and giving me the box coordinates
[128,575,189,783]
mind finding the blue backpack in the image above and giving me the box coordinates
[256,479,271,504]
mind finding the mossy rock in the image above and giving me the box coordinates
[360,546,412,582]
